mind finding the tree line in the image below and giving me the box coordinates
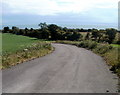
[2,22,120,44]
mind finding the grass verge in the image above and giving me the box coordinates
[56,40,120,76]
[111,44,120,48]
[2,42,54,69]
[56,40,120,91]
[1,33,54,69]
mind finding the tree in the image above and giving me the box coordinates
[91,29,99,41]
[38,22,49,39]
[106,28,117,44]
[97,30,106,43]
[65,32,82,41]
[38,22,48,29]
[56,30,66,40]
[48,24,61,40]
[19,29,24,35]
[85,32,90,40]
[24,28,29,36]
[40,30,49,39]
[117,32,120,44]
[12,26,20,34]
[71,32,82,41]
[3,27,9,33]
[88,29,92,32]
[63,27,68,32]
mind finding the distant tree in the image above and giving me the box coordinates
[3,27,9,33]
[97,30,106,43]
[88,29,92,32]
[85,32,90,40]
[71,32,82,41]
[117,32,120,44]
[48,24,61,40]
[40,30,49,39]
[80,28,84,32]
[63,27,68,32]
[19,29,24,35]
[38,22,49,39]
[64,32,72,40]
[38,22,48,29]
[56,30,66,40]
[24,28,29,36]
[91,29,99,41]
[30,28,34,31]
[33,30,41,38]
[12,26,20,34]
[106,28,117,44]
[65,32,82,41]
[79,28,87,32]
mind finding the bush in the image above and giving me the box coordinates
[94,44,113,54]
[105,48,120,75]
[88,42,97,49]
[78,40,97,49]
[78,41,89,48]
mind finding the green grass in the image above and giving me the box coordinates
[2,33,47,54]
[0,33,2,68]
[0,33,2,53]
[2,33,54,69]
[111,44,120,48]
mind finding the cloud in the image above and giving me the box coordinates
[2,0,119,15]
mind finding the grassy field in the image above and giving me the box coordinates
[2,33,53,69]
[80,32,87,38]
[111,44,120,48]
[2,33,47,54]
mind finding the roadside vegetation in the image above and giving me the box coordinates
[56,40,120,77]
[1,22,120,89]
[2,33,48,54]
[56,40,120,92]
[1,33,54,69]
[0,33,2,68]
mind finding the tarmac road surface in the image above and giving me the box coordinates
[2,43,118,93]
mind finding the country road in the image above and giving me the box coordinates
[2,43,118,93]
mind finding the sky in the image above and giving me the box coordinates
[1,0,119,29]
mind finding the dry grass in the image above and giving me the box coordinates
[2,43,54,69]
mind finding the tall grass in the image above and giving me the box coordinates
[2,42,54,69]
[1,33,54,69]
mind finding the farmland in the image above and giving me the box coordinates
[2,33,46,54]
[111,44,120,47]
[1,27,120,92]
[2,33,53,68]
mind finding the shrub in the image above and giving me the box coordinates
[78,40,97,49]
[94,44,113,55]
[78,41,89,48]
[105,48,120,75]
[88,42,97,49]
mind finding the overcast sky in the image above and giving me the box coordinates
[1,0,119,28]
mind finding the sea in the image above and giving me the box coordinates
[0,24,118,30]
